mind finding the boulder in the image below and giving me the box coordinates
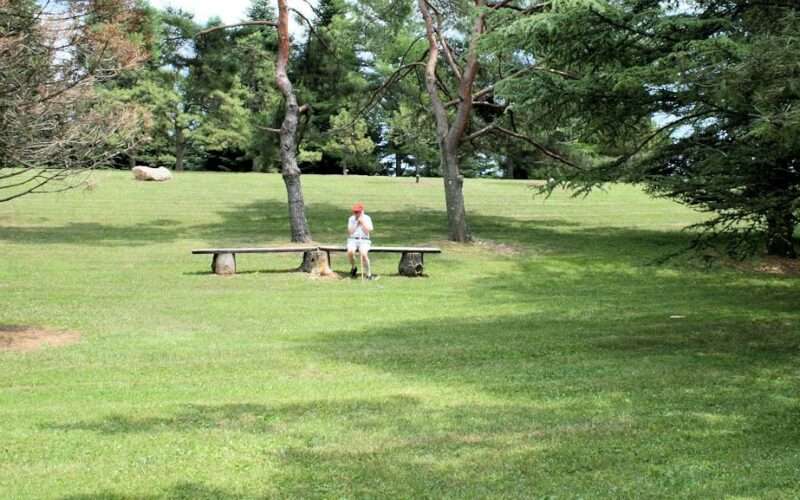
[212,253,236,275]
[132,166,173,182]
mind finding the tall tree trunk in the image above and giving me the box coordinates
[175,125,185,172]
[766,210,797,258]
[276,0,311,243]
[418,0,483,242]
[504,157,514,179]
[395,152,403,177]
[442,148,468,241]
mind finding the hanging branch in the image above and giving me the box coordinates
[290,8,331,52]
[434,11,463,81]
[194,20,277,38]
[492,126,578,167]
[445,64,578,107]
[486,1,552,14]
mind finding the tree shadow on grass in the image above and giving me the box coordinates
[37,394,723,496]
[44,326,800,497]
[466,253,800,315]
[0,221,187,247]
[200,200,583,248]
[283,312,799,495]
[40,302,800,496]
[0,183,701,266]
[43,397,424,435]
[1,198,696,272]
[61,482,242,500]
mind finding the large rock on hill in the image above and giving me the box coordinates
[132,166,173,182]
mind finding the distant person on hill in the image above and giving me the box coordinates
[347,202,377,280]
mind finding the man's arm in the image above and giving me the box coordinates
[347,216,357,236]
[362,215,374,233]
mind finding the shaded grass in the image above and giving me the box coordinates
[1,172,798,498]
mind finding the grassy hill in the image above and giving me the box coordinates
[1,171,798,498]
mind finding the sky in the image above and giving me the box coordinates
[148,0,314,30]
[149,0,251,24]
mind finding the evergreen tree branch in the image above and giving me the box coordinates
[486,0,551,13]
[433,11,462,81]
[194,20,277,38]
[492,126,578,167]
[445,64,578,108]
[613,110,714,166]
[447,0,486,147]
[290,8,331,52]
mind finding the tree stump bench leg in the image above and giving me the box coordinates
[398,252,424,277]
[300,250,334,276]
[212,252,236,275]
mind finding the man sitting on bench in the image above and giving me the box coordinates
[347,202,377,280]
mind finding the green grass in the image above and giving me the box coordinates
[1,171,798,499]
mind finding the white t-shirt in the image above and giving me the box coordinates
[348,214,373,239]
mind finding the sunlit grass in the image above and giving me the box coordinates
[1,171,798,499]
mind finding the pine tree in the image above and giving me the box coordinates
[0,0,148,201]
[491,0,800,257]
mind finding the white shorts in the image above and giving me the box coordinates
[347,238,371,254]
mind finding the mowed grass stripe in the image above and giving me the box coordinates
[1,171,798,499]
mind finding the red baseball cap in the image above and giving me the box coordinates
[351,202,364,213]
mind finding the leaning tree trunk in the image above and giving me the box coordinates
[395,152,403,177]
[441,148,469,241]
[276,0,311,243]
[766,210,797,258]
[175,125,185,172]
[191,11,309,241]
[504,157,515,179]
[418,0,483,243]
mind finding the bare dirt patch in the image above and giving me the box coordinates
[0,325,81,353]
[753,256,800,276]
[731,256,800,277]
[471,239,522,256]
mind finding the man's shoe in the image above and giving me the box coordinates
[366,274,379,281]
[350,267,358,278]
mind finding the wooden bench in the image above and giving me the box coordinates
[192,246,317,275]
[319,245,442,276]
[192,245,441,276]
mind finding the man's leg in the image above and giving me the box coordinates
[360,243,371,279]
[347,243,358,277]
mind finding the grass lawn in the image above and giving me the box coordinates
[1,171,799,499]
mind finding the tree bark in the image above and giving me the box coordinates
[193,2,311,242]
[418,0,483,242]
[504,157,515,179]
[398,252,424,276]
[300,250,334,276]
[442,150,469,241]
[276,0,311,243]
[395,152,403,177]
[766,210,797,258]
[175,125,185,172]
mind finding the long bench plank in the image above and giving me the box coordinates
[192,246,316,254]
[319,245,442,253]
[193,246,442,254]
